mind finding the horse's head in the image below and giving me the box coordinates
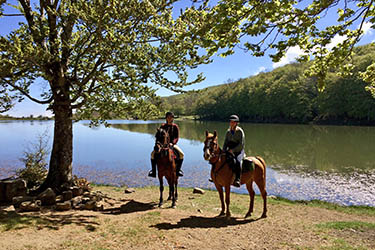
[154,128,169,153]
[203,130,218,161]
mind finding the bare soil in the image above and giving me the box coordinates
[1,186,375,250]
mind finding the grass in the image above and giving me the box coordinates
[268,196,375,216]
[1,185,374,250]
[320,238,368,250]
[316,221,375,231]
[0,211,47,232]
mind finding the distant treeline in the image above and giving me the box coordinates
[161,44,375,125]
[0,114,52,120]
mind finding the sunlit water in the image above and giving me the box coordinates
[1,120,374,207]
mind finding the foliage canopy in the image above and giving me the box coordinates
[197,0,375,91]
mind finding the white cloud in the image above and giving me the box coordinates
[253,66,266,75]
[272,46,304,69]
[272,22,374,69]
[326,34,347,50]
[361,22,373,36]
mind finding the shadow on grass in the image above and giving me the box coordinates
[102,199,157,215]
[0,206,99,232]
[151,215,263,230]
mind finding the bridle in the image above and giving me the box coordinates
[203,136,222,164]
[204,135,229,181]
[155,129,171,154]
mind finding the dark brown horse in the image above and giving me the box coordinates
[203,130,267,219]
[154,128,178,208]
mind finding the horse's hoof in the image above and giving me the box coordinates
[171,204,176,209]
[225,215,231,220]
[217,212,225,217]
[261,213,267,218]
[245,212,252,218]
[158,203,163,208]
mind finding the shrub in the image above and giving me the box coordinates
[16,133,50,189]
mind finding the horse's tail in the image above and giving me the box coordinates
[255,156,266,180]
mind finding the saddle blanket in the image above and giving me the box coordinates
[242,158,255,173]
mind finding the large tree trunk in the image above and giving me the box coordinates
[38,102,73,193]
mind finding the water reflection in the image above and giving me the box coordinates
[109,120,375,207]
[110,120,375,173]
[1,120,374,206]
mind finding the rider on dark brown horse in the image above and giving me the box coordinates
[148,111,184,178]
[223,114,245,187]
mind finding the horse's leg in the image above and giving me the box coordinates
[245,181,255,218]
[158,177,164,207]
[167,184,172,201]
[175,178,178,201]
[170,181,176,208]
[255,177,267,218]
[214,183,225,217]
[224,185,231,219]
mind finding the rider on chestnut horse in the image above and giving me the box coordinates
[148,111,184,178]
[223,114,245,187]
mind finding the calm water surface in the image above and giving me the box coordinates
[1,119,374,207]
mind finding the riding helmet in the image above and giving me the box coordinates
[165,111,175,118]
[229,114,239,122]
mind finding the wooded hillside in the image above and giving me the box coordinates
[161,44,375,125]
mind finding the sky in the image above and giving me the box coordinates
[1,0,375,117]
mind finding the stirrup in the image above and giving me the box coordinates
[148,170,156,178]
[233,180,241,187]
[208,178,213,183]
[177,170,184,177]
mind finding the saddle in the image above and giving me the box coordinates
[225,152,254,173]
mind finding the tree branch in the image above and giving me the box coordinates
[4,79,53,104]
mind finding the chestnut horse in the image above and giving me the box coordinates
[203,130,267,219]
[154,128,178,208]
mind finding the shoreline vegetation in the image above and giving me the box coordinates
[0,114,53,121]
[1,185,374,249]
[2,113,375,127]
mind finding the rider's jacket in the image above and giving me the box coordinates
[223,126,245,155]
[160,123,180,145]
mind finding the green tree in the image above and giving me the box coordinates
[0,0,210,192]
[200,0,375,91]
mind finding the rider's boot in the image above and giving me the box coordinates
[176,159,184,177]
[233,161,241,187]
[148,159,157,178]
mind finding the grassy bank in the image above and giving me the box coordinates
[1,185,375,249]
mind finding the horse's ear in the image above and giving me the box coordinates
[205,130,209,137]
[213,130,217,138]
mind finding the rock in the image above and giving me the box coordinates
[0,181,5,201]
[77,203,86,210]
[72,186,83,197]
[62,190,73,201]
[37,188,56,206]
[55,201,72,211]
[0,179,27,202]
[71,196,82,207]
[84,201,96,210]
[12,196,35,209]
[82,197,91,203]
[94,201,104,211]
[124,188,135,194]
[193,188,205,194]
[19,201,41,212]
[55,195,64,203]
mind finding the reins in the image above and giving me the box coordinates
[208,144,228,179]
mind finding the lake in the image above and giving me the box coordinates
[1,119,374,207]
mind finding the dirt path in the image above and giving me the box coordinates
[1,186,375,250]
